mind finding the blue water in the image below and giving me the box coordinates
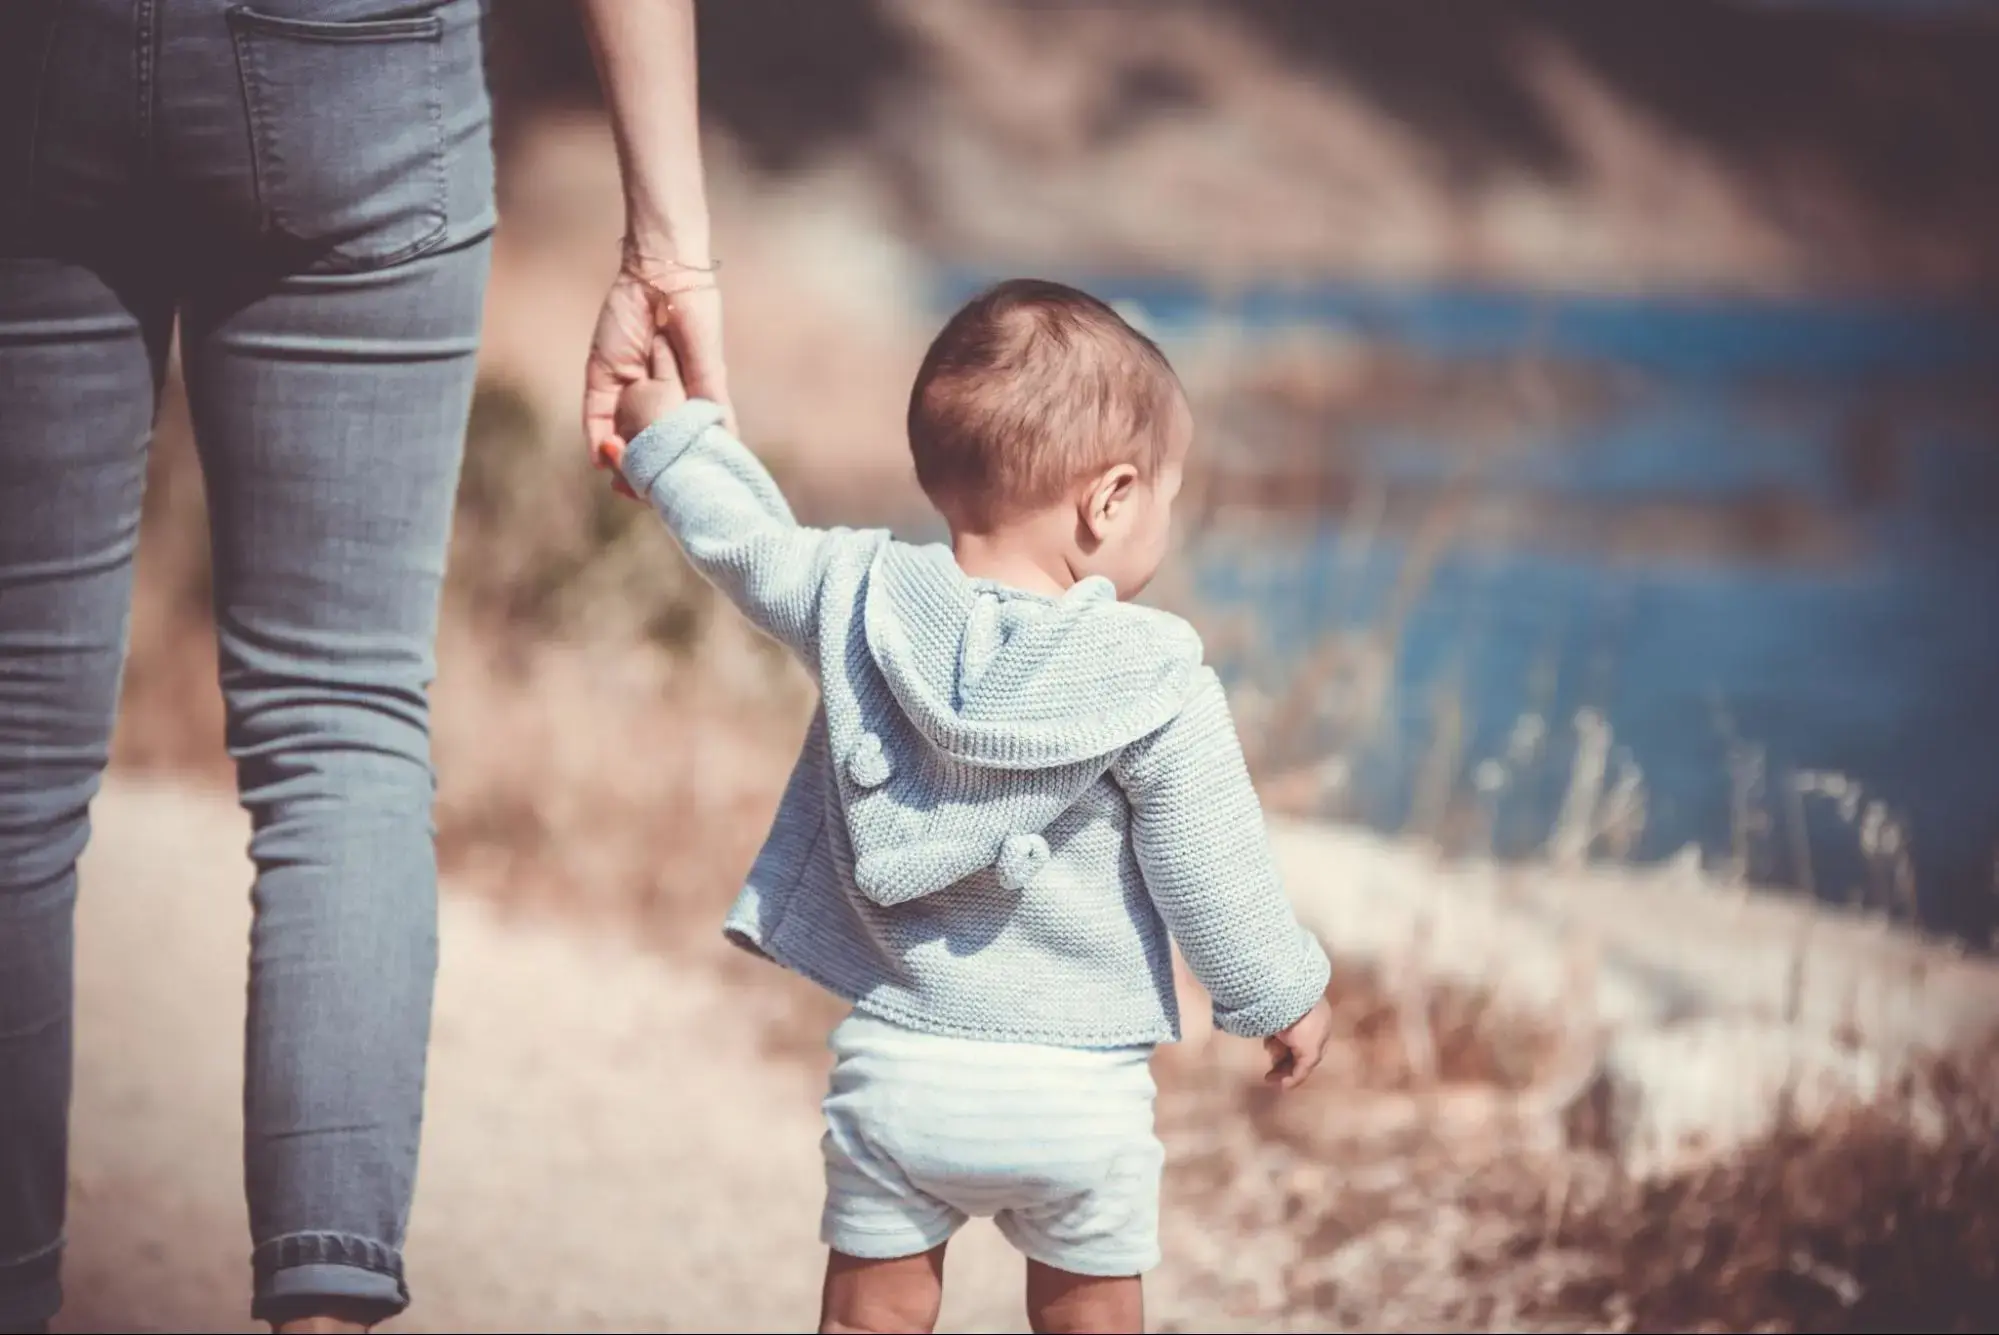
[935,271,1999,380]
[933,270,1999,942]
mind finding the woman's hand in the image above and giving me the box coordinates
[582,259,732,495]
[649,274,731,428]
[583,266,657,471]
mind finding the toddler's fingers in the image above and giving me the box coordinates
[1278,1039,1323,1090]
[1264,1035,1295,1085]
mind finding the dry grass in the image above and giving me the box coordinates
[1552,1104,1995,1335]
[427,628,803,933]
[1158,966,1590,1332]
[409,372,820,945]
[1309,963,1561,1096]
[1158,964,1999,1334]
[1539,1041,1999,1333]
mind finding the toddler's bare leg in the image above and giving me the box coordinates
[1025,1262,1143,1334]
[819,1246,947,1334]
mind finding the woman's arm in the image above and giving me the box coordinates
[578,0,710,266]
[578,0,734,466]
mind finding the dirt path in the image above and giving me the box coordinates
[57,778,1028,1334]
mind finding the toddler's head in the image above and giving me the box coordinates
[909,279,1189,600]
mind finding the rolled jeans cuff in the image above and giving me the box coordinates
[250,1232,408,1324]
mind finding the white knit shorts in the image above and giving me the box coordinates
[820,1010,1165,1277]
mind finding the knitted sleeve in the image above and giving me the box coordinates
[1113,669,1332,1039]
[619,399,834,667]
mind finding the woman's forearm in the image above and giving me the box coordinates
[578,0,712,267]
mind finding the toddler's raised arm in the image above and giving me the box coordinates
[619,399,839,668]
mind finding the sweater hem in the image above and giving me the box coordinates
[737,926,1183,1049]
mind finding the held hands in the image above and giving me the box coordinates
[1263,995,1333,1090]
[608,338,691,466]
[584,247,732,496]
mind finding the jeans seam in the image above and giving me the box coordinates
[15,5,62,230]
[226,16,269,236]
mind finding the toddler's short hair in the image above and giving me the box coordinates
[908,279,1182,530]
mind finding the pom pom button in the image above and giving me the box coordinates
[846,732,891,789]
[994,833,1051,890]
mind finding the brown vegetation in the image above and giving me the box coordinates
[1161,965,1999,1333]
[1538,1034,1999,1333]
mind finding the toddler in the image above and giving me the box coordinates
[609,279,1333,1334]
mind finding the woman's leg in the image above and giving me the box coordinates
[0,251,172,1331]
[176,225,491,1324]
[1,3,171,1324]
[154,0,494,1320]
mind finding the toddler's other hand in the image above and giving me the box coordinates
[1263,995,1332,1090]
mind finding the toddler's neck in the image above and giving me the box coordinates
[950,524,1076,598]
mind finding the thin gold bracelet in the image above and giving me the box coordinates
[619,236,721,276]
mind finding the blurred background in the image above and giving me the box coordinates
[93,1,1999,1330]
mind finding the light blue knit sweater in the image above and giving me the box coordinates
[620,400,1331,1047]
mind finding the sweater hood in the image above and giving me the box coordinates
[830,540,1204,906]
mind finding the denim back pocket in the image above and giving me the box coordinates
[226,3,451,271]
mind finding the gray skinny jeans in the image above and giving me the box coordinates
[0,0,494,1325]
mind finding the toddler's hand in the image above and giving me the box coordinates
[601,338,692,488]
[1263,995,1332,1090]
[614,367,688,449]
